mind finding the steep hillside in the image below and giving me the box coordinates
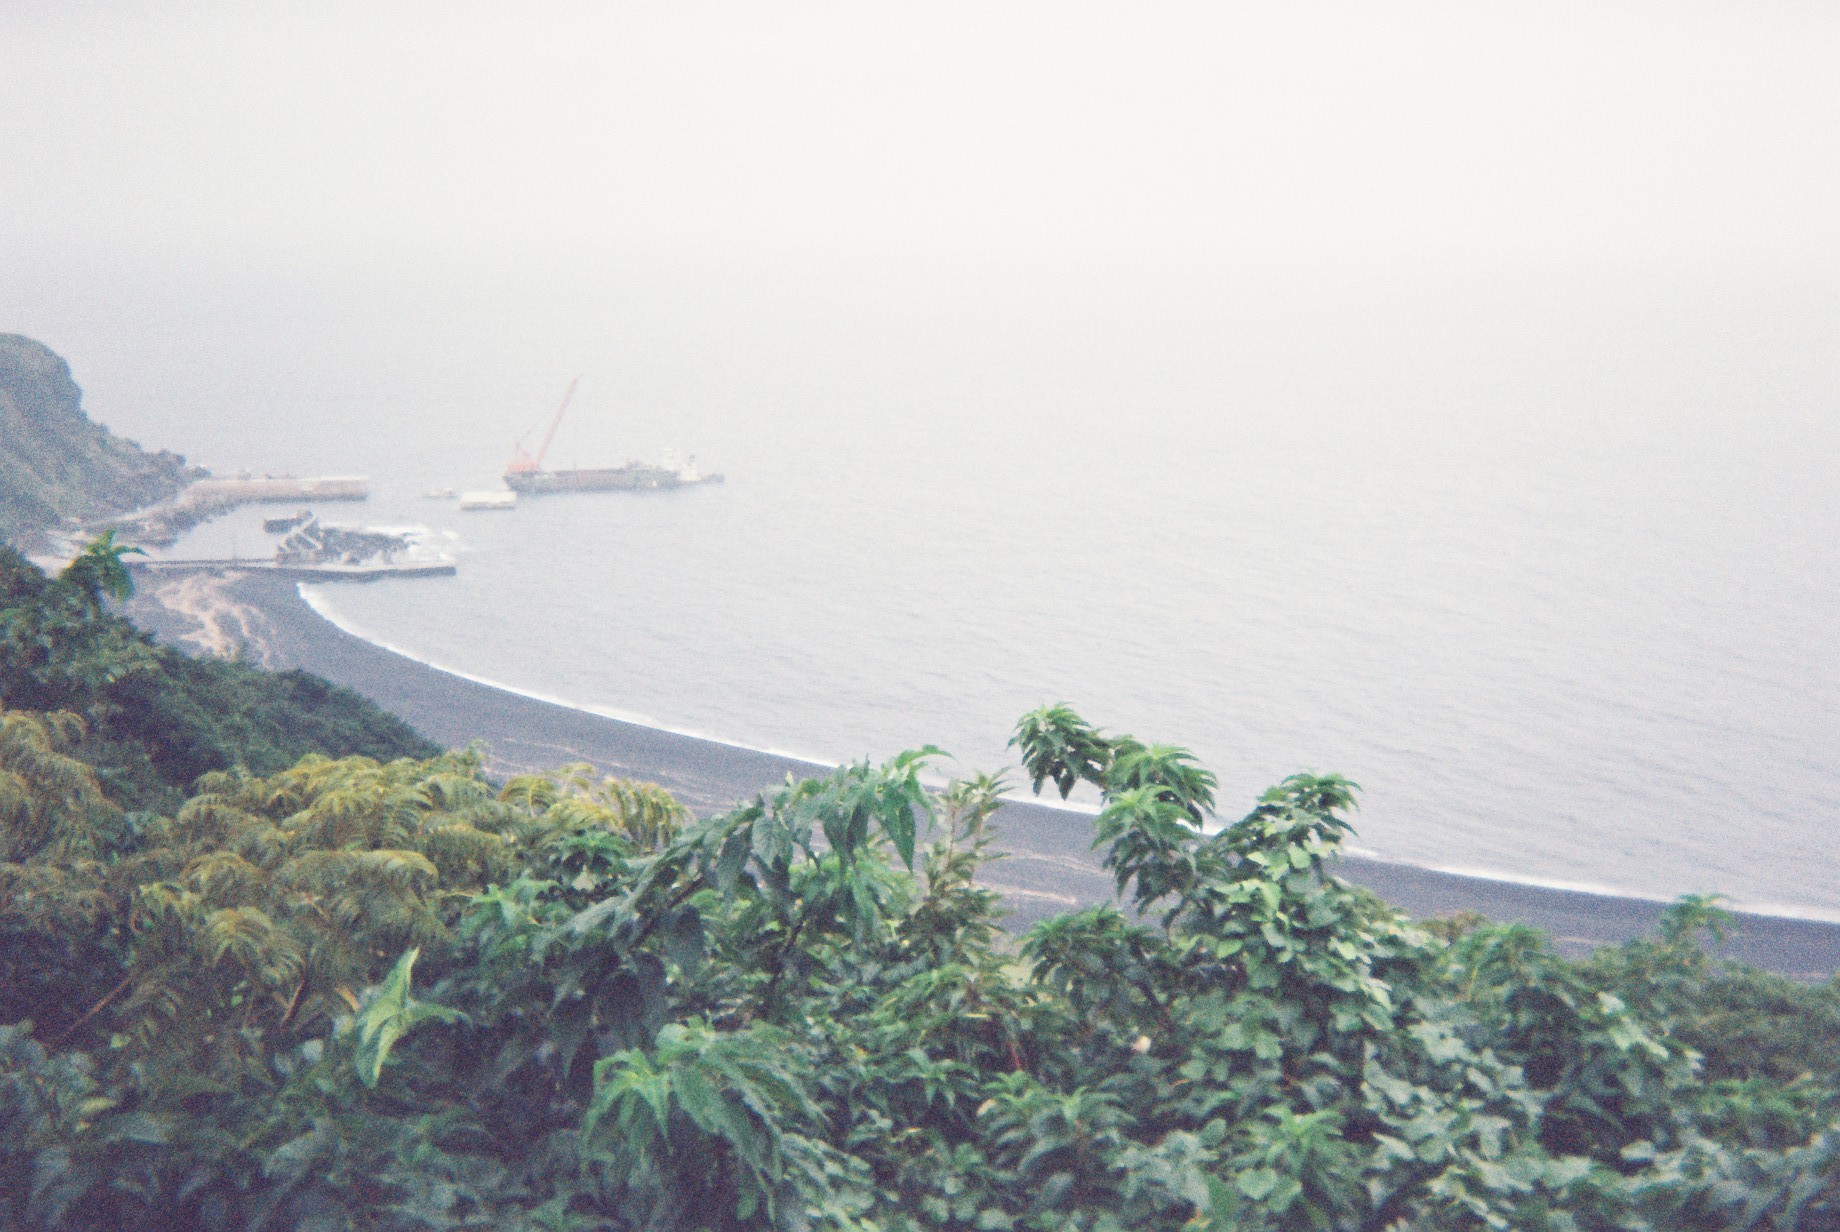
[0,541,441,811]
[0,334,202,551]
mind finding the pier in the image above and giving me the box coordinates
[129,559,455,582]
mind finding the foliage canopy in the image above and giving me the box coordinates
[3,696,1837,1229]
[0,542,438,810]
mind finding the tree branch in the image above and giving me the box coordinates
[49,969,135,1047]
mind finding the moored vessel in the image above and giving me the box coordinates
[502,462,722,494]
[503,379,723,494]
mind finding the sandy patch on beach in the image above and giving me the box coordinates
[143,571,282,667]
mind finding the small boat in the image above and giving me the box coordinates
[459,490,517,511]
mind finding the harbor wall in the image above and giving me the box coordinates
[176,476,370,507]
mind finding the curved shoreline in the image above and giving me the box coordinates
[294,584,848,770]
[125,566,1840,977]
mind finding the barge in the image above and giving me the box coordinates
[503,459,723,494]
[504,379,722,495]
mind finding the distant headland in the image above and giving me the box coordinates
[0,333,203,553]
[0,333,440,575]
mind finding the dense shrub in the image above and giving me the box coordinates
[0,540,437,808]
[1,699,1835,1229]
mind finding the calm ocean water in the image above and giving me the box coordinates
[14,255,1840,917]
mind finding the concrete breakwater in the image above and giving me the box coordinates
[130,558,454,582]
[177,475,369,506]
[114,475,371,546]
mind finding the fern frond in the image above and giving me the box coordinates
[172,797,258,849]
[498,773,559,811]
[185,850,267,903]
[200,905,301,986]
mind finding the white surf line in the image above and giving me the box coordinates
[297,586,1103,794]
[976,881,1081,906]
[294,587,1840,929]
[296,583,839,770]
[1406,860,1840,926]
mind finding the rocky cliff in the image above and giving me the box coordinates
[0,334,203,551]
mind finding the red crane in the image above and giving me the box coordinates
[506,377,580,475]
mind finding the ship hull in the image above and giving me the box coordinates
[503,466,724,494]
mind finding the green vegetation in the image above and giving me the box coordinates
[7,337,1832,1228]
[0,539,438,812]
[2,679,1837,1228]
[2,340,1835,1227]
[0,335,202,552]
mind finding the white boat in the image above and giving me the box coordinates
[459,490,517,511]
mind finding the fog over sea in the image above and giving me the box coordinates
[4,5,1837,918]
[13,254,1839,919]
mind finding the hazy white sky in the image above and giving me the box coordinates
[3,2,1836,274]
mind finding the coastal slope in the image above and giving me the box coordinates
[0,333,202,552]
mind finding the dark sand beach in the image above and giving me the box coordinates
[126,566,1840,978]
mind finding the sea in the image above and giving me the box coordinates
[10,251,1839,919]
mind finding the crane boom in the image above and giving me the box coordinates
[506,377,580,475]
[532,377,579,470]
